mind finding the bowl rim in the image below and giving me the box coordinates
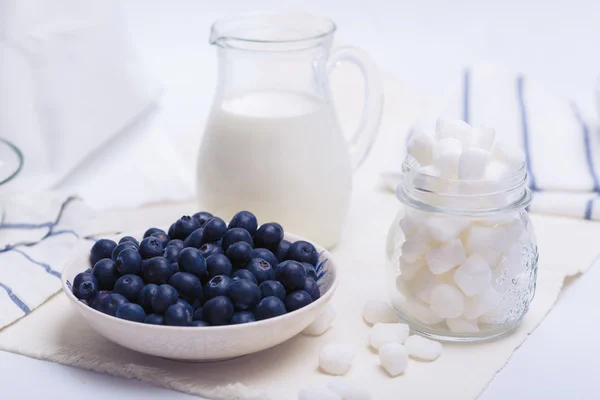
[61,232,338,332]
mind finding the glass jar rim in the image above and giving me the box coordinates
[210,11,336,51]
[396,157,532,216]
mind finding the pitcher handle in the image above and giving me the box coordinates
[327,47,384,171]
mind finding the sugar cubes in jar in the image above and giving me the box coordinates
[385,118,538,341]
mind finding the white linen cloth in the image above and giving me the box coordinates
[0,0,160,189]
[0,72,599,399]
[381,64,600,220]
[0,192,94,329]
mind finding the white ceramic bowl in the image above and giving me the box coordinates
[62,232,337,361]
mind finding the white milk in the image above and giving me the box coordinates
[197,91,353,248]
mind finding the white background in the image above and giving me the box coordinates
[1,0,600,398]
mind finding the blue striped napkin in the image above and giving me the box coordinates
[0,192,94,328]
[382,64,600,220]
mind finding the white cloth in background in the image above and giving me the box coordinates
[0,192,94,329]
[381,64,600,220]
[0,0,160,189]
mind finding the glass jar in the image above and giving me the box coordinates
[385,158,538,341]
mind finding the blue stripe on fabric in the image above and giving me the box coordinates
[516,76,539,191]
[584,194,600,220]
[463,68,470,123]
[47,229,79,239]
[572,103,600,192]
[0,222,53,230]
[11,248,61,278]
[0,282,30,313]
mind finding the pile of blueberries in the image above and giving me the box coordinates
[71,211,322,326]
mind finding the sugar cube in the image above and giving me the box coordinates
[407,297,444,325]
[429,284,464,318]
[379,343,409,376]
[432,138,463,179]
[362,300,400,325]
[436,118,473,147]
[404,335,443,361]
[466,226,509,266]
[463,287,500,319]
[407,130,434,165]
[399,257,425,280]
[426,239,467,275]
[471,125,496,151]
[303,304,337,336]
[319,344,355,376]
[458,148,490,180]
[446,316,480,333]
[453,253,492,296]
[402,237,431,263]
[425,215,471,242]
[485,160,510,181]
[409,267,438,302]
[299,385,342,400]
[327,378,372,400]
[368,323,410,350]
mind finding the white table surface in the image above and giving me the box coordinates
[2,0,600,398]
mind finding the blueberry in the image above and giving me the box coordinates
[206,254,233,278]
[284,290,312,312]
[139,236,164,259]
[286,240,318,265]
[144,227,165,238]
[169,272,203,303]
[169,262,179,275]
[192,211,213,227]
[275,260,307,292]
[204,275,233,299]
[176,298,194,317]
[246,258,275,284]
[301,262,317,280]
[111,242,138,261]
[203,296,234,325]
[274,239,291,262]
[163,245,182,263]
[221,228,254,252]
[168,223,175,238]
[227,279,260,310]
[193,307,204,321]
[303,278,320,301]
[202,217,227,242]
[232,269,258,284]
[165,303,192,326]
[138,283,159,312]
[183,228,205,248]
[92,259,118,290]
[113,274,144,302]
[119,236,139,246]
[151,231,170,248]
[251,248,278,271]
[255,223,284,250]
[151,284,179,313]
[90,239,117,266]
[254,296,286,320]
[99,293,129,316]
[168,239,184,249]
[142,256,175,284]
[89,290,111,310]
[258,280,286,301]
[231,311,256,324]
[73,272,98,301]
[225,241,253,268]
[188,320,210,327]
[115,303,146,323]
[115,248,142,275]
[178,248,207,278]
[228,211,258,236]
[172,216,200,240]
[199,243,224,258]
[144,313,165,325]
[192,298,202,311]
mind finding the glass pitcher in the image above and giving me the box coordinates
[197,11,383,249]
